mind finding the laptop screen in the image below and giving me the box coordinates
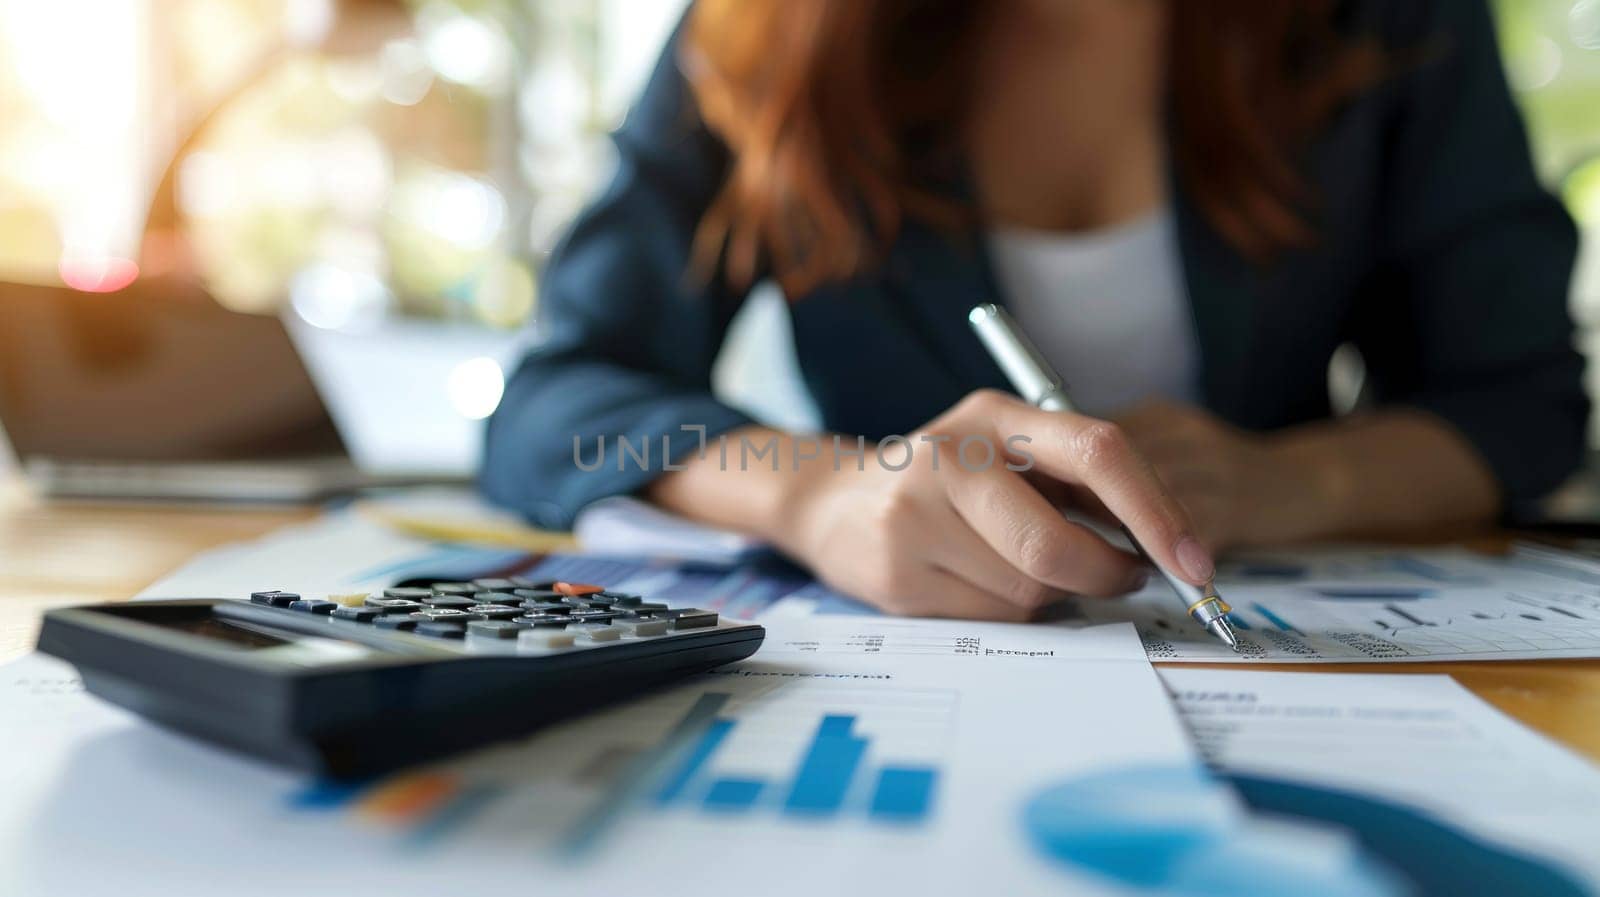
[0,283,346,463]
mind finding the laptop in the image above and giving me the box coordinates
[0,282,459,502]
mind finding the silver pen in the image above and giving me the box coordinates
[968,303,1241,652]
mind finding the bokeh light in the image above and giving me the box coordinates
[1565,156,1600,229]
[1511,34,1564,91]
[0,0,1583,337]
[290,261,392,332]
[417,4,509,90]
[58,255,139,294]
[447,356,506,420]
[1572,0,1600,51]
[471,254,537,328]
[378,38,433,106]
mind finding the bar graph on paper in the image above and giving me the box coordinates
[291,672,953,851]
[646,689,941,821]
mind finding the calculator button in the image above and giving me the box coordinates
[574,624,622,643]
[471,578,519,592]
[289,599,337,615]
[467,620,529,639]
[471,591,520,605]
[516,615,569,629]
[581,593,618,606]
[326,592,371,607]
[365,598,424,614]
[568,610,618,624]
[513,589,563,602]
[616,618,670,637]
[250,591,299,608]
[373,616,419,631]
[553,581,605,597]
[670,609,719,630]
[513,578,556,590]
[519,629,576,650]
[472,604,523,620]
[411,608,473,623]
[421,596,476,610]
[332,606,381,623]
[602,592,643,607]
[384,587,435,601]
[632,602,668,612]
[518,604,569,620]
[416,622,467,639]
[430,582,476,596]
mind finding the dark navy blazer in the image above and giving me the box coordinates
[484,0,1587,531]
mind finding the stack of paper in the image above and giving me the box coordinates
[0,620,1276,897]
[6,509,1598,895]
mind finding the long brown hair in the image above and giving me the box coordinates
[684,0,1384,297]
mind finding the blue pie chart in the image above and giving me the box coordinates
[1022,765,1588,897]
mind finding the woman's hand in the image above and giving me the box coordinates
[1114,400,1502,550]
[1114,400,1331,550]
[771,390,1215,621]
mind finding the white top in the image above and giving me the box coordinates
[986,209,1199,416]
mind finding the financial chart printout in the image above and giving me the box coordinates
[1057,546,1600,662]
[1162,668,1600,887]
[0,620,1213,897]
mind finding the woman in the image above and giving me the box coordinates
[484,0,1587,620]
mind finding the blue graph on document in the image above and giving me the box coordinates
[637,680,948,826]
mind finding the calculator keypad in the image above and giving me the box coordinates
[331,606,381,623]
[466,620,526,639]
[615,618,670,637]
[365,597,424,614]
[412,608,475,623]
[244,582,722,654]
[250,590,299,608]
[471,578,518,592]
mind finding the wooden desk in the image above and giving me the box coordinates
[2,479,1596,762]
[0,479,312,661]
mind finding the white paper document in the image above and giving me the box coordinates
[574,495,766,564]
[1162,668,1600,888]
[1058,546,1600,662]
[9,615,1595,896]
[5,616,1457,897]
[0,620,1208,897]
[134,508,1600,666]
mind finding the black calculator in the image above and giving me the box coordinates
[36,579,764,779]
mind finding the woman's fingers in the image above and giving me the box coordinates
[921,497,1074,608]
[889,567,1036,622]
[981,393,1214,585]
[943,466,1144,599]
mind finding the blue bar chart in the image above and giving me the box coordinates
[644,689,945,826]
[299,677,955,853]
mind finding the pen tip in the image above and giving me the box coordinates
[1207,617,1242,653]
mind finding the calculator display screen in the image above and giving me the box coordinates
[161,617,294,650]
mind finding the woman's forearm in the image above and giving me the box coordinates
[1267,410,1501,542]
[649,411,1502,558]
[645,425,826,551]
